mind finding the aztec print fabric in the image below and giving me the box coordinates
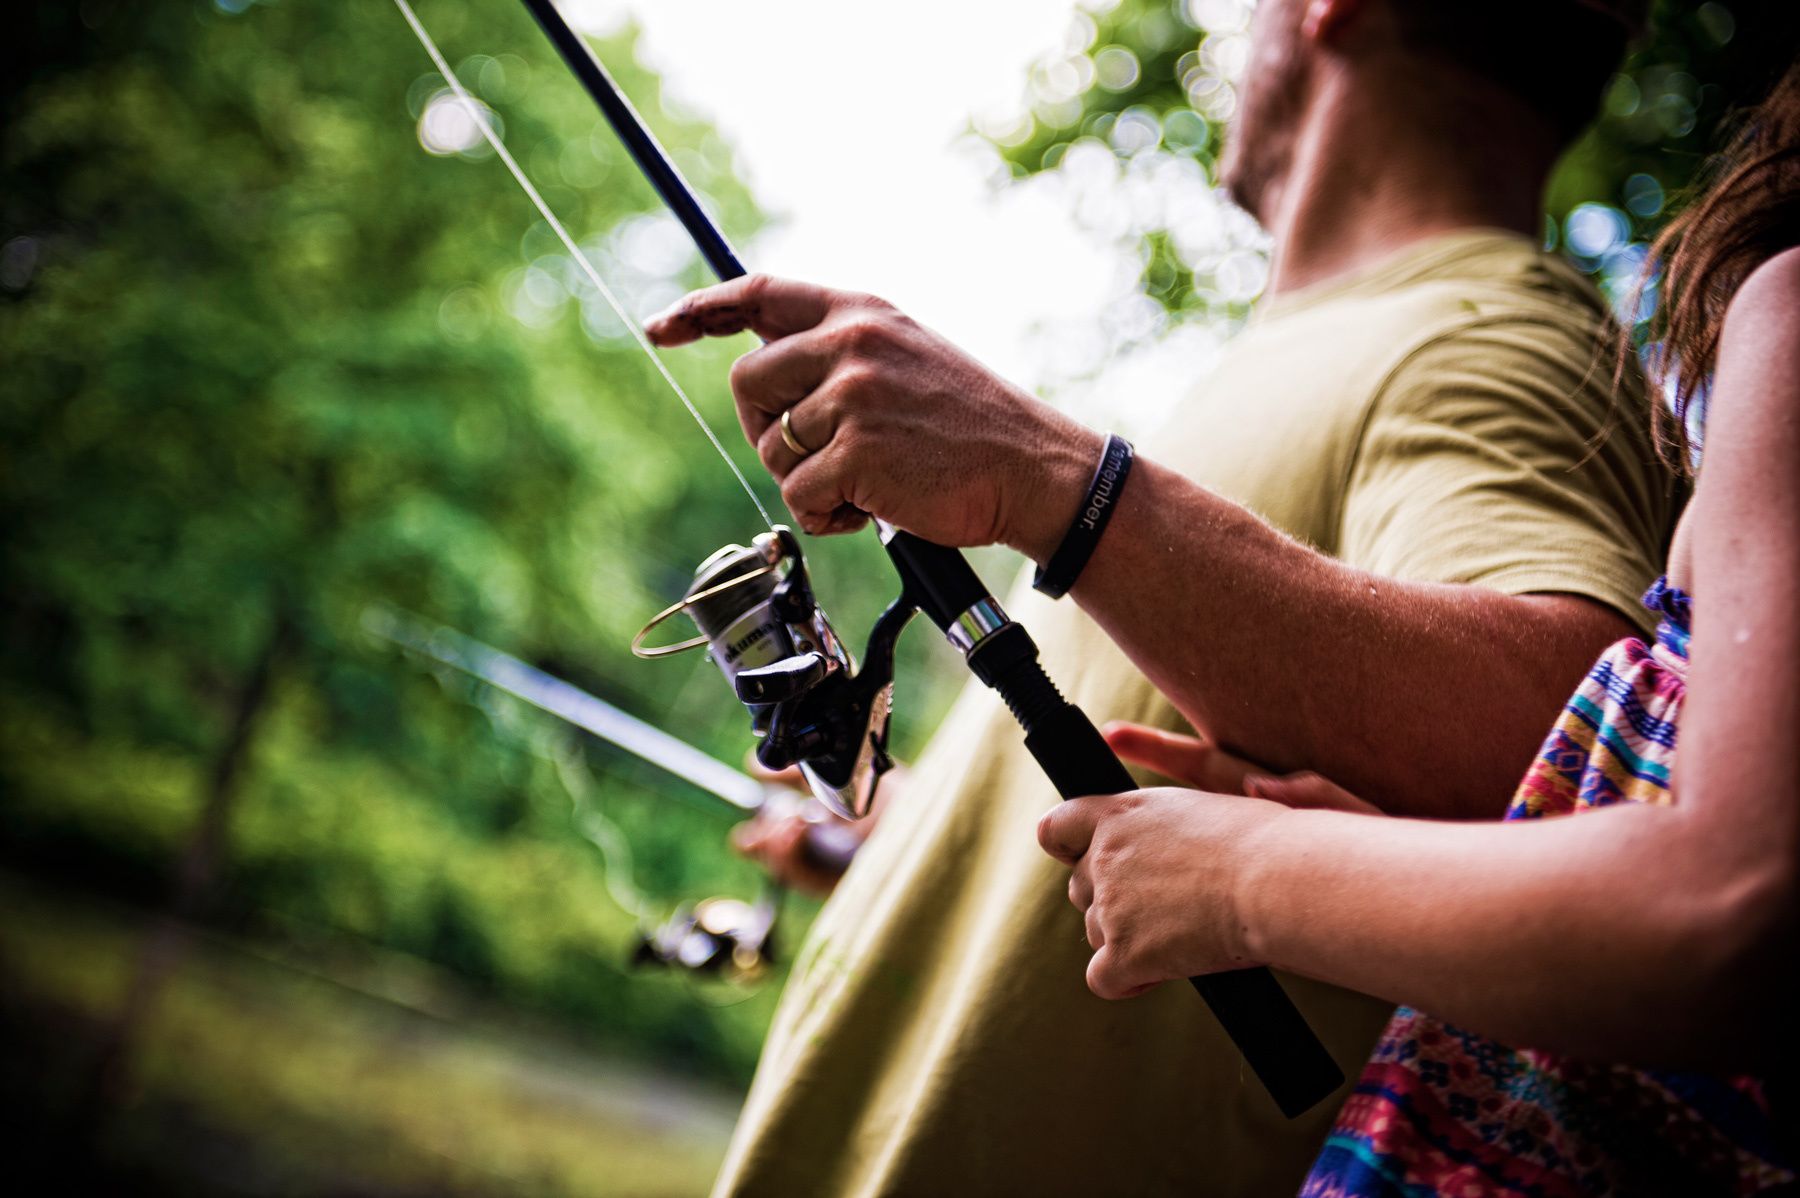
[1300,581,1794,1197]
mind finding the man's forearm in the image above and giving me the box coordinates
[637,275,1634,816]
[1011,452,1632,818]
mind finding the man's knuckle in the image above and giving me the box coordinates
[833,421,864,456]
[838,314,890,355]
[729,353,758,395]
[835,359,877,394]
[758,433,785,474]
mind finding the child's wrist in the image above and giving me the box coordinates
[1232,805,1296,967]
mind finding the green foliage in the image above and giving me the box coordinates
[2,0,944,1084]
[984,0,1798,332]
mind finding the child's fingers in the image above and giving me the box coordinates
[1245,771,1382,815]
[1102,721,1261,794]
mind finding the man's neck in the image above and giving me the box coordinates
[1258,76,1555,298]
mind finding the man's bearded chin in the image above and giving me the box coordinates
[1219,108,1277,221]
[1220,57,1313,224]
[1217,122,1260,217]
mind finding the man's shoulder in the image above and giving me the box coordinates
[1352,240,1630,417]
[1390,243,1609,351]
[1242,240,1611,395]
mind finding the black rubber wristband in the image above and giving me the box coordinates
[1033,433,1134,599]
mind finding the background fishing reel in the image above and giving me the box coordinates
[633,890,778,982]
[630,791,860,982]
[634,526,911,821]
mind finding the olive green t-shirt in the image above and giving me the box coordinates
[711,231,1671,1198]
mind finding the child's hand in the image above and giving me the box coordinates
[1039,729,1380,999]
[1037,786,1284,998]
[1104,721,1380,814]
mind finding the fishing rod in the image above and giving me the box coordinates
[366,606,861,979]
[446,0,1341,1118]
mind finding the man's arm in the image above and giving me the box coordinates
[1048,457,1631,818]
[646,275,1652,819]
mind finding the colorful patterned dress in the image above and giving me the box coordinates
[1300,581,1794,1197]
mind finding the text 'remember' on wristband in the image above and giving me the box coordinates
[1033,433,1134,599]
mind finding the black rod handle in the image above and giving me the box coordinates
[880,529,991,629]
[983,634,1345,1119]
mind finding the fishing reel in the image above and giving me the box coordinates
[634,891,778,982]
[634,526,910,821]
[628,789,860,982]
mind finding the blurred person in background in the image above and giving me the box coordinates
[1041,56,1800,1196]
[648,0,1674,1194]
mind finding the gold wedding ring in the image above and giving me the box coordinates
[779,409,812,458]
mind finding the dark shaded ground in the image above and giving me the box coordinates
[0,869,738,1196]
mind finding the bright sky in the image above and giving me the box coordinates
[568,0,1161,396]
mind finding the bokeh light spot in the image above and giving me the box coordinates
[1656,93,1697,138]
[1604,73,1640,118]
[1186,0,1251,33]
[1622,173,1664,218]
[438,286,492,344]
[418,91,499,158]
[1566,202,1628,259]
[1213,249,1267,303]
[1094,46,1141,92]
[1697,3,1734,47]
[1109,107,1162,156]
[1162,109,1211,154]
[1199,31,1250,82]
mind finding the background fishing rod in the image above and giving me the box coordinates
[516,0,1342,1119]
[367,607,860,978]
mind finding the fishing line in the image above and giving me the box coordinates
[391,0,774,531]
[547,731,656,923]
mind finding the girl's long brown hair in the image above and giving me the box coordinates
[1636,57,1800,469]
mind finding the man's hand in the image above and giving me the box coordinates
[730,759,907,898]
[732,806,855,900]
[645,274,1101,554]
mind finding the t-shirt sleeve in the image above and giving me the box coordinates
[1339,317,1672,634]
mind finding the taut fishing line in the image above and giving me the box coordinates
[391,0,774,532]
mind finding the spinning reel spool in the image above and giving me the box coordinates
[634,526,910,822]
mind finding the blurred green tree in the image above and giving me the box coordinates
[982,0,1800,338]
[0,0,820,1081]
